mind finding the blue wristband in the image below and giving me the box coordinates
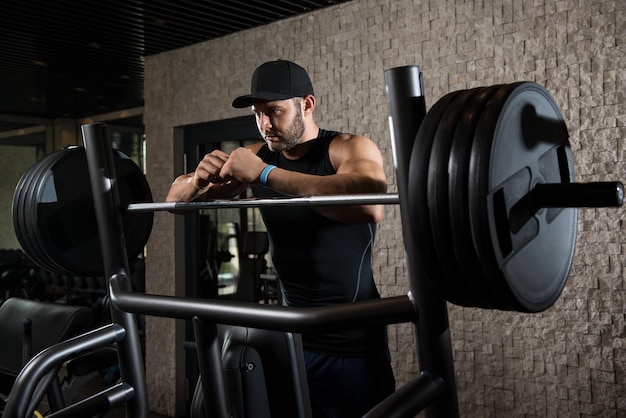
[260,165,276,187]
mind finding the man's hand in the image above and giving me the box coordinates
[166,148,251,203]
[194,149,230,188]
[219,147,267,185]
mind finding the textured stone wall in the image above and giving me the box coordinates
[144,0,625,416]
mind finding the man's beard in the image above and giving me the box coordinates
[265,108,305,152]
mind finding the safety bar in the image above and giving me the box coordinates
[109,274,417,331]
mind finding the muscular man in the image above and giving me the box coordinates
[167,60,394,418]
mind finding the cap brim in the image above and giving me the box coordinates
[232,92,298,108]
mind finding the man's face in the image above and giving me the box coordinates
[252,98,305,152]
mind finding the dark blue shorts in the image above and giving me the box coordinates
[303,348,396,418]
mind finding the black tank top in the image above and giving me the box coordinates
[253,129,386,356]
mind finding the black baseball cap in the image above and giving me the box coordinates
[232,60,315,108]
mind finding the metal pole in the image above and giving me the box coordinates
[81,122,149,418]
[192,318,230,418]
[384,65,460,418]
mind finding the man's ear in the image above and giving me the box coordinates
[302,94,316,115]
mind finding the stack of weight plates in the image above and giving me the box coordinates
[408,82,577,313]
[12,146,153,277]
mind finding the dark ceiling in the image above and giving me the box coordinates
[0,0,350,132]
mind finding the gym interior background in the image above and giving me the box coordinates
[0,0,624,417]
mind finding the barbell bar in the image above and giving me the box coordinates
[126,193,401,213]
[126,182,623,213]
[529,181,624,209]
[112,182,626,214]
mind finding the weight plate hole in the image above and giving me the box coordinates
[493,189,513,258]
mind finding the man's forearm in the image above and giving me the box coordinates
[166,175,248,202]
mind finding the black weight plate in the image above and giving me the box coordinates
[12,154,41,265]
[470,82,574,312]
[17,150,67,274]
[467,83,526,311]
[27,149,82,275]
[427,87,491,308]
[12,153,46,270]
[407,90,469,306]
[489,84,574,312]
[34,147,153,277]
[29,147,97,276]
[115,154,155,265]
[447,85,514,310]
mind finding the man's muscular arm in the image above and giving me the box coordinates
[226,134,387,223]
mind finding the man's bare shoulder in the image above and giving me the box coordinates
[330,132,375,145]
[329,132,380,153]
[327,132,384,171]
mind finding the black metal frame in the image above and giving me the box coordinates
[3,66,461,418]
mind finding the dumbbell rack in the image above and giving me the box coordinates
[3,66,460,418]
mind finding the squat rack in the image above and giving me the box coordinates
[4,66,460,418]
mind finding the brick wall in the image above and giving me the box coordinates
[144,0,625,416]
